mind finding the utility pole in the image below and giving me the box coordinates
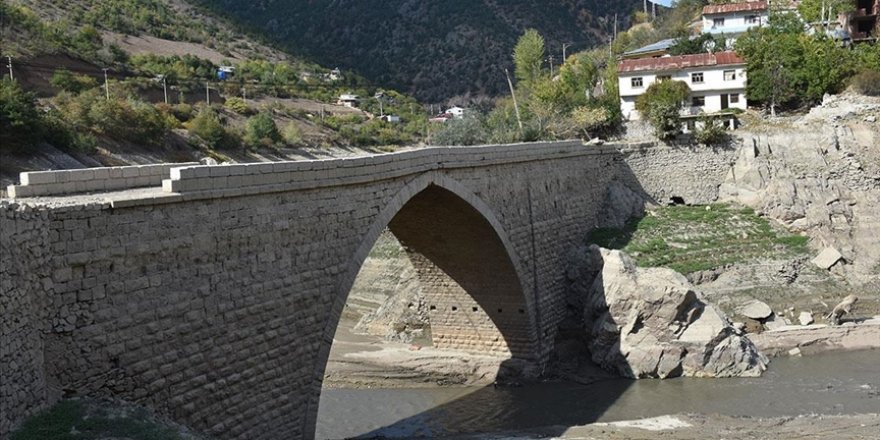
[652,2,656,20]
[504,68,523,137]
[548,55,555,77]
[643,0,648,16]
[562,42,572,61]
[102,68,110,100]
[161,75,168,104]
[6,56,13,80]
[205,81,210,105]
[614,13,619,41]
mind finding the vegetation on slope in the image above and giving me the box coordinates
[0,0,434,155]
[194,0,644,102]
[589,204,810,274]
[11,398,201,440]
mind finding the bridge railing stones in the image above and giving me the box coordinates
[6,163,199,198]
[159,141,617,202]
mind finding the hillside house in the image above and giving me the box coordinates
[702,1,769,45]
[845,0,880,41]
[445,106,467,119]
[337,94,360,108]
[618,52,747,121]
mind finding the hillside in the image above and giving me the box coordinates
[1,0,434,190]
[195,0,644,102]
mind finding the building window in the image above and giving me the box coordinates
[729,93,740,104]
[631,77,644,88]
[724,70,736,81]
[713,18,725,28]
[692,96,706,107]
[691,72,704,84]
[746,15,760,24]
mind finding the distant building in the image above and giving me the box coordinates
[337,94,360,108]
[429,113,453,123]
[445,106,467,119]
[702,1,769,46]
[622,38,679,60]
[380,115,401,123]
[217,66,235,81]
[329,68,343,81]
[843,0,880,42]
[618,52,747,121]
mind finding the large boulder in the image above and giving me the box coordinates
[583,246,768,379]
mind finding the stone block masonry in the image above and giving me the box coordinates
[0,140,735,439]
[7,163,198,198]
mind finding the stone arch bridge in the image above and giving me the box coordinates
[0,140,735,438]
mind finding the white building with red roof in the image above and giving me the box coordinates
[702,1,770,45]
[618,51,748,121]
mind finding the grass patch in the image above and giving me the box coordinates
[589,204,810,274]
[12,399,187,440]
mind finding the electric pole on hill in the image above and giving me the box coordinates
[102,68,110,100]
[562,42,572,61]
[161,75,168,104]
[6,56,13,80]
[206,81,210,105]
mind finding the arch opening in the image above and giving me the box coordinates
[310,178,539,438]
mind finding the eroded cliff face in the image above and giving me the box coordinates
[720,94,880,283]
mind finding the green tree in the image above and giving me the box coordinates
[50,69,98,93]
[188,107,229,148]
[513,29,546,86]
[243,112,281,148]
[431,116,487,146]
[798,0,854,23]
[635,80,691,140]
[0,78,44,151]
[668,33,726,55]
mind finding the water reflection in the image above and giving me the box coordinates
[316,349,880,439]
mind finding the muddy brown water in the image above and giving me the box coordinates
[316,349,880,439]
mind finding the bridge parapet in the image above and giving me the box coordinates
[161,141,609,199]
[7,163,198,198]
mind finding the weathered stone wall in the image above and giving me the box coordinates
[618,143,738,205]
[1,141,625,439]
[0,205,57,435]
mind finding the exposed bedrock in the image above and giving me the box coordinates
[577,246,768,379]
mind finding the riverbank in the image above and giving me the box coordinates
[446,413,880,440]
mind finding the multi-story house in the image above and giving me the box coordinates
[618,52,748,121]
[702,0,770,46]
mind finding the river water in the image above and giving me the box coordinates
[316,349,880,439]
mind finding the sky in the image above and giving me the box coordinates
[655,0,676,6]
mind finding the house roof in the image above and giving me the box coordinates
[703,1,768,15]
[623,38,678,58]
[618,51,745,74]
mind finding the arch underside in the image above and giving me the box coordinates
[388,185,532,358]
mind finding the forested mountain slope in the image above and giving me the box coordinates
[195,0,642,102]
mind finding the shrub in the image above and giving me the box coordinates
[635,80,690,140]
[431,116,487,146]
[224,96,251,114]
[851,70,880,97]
[171,103,194,122]
[50,69,98,94]
[188,107,233,148]
[243,112,281,148]
[693,116,729,146]
[0,78,44,152]
[282,122,304,146]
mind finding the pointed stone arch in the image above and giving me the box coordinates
[303,171,539,436]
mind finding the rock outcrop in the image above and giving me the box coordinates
[582,246,768,379]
